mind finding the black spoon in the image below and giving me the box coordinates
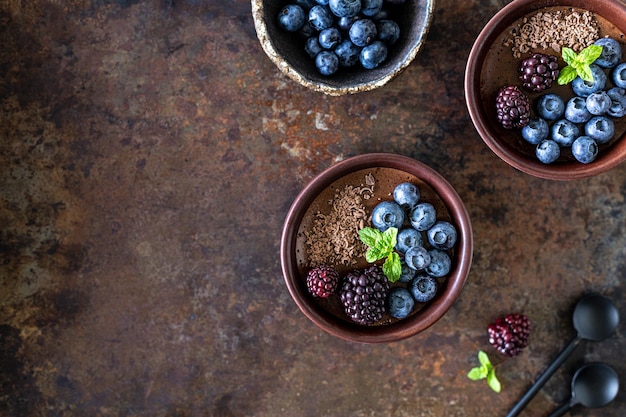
[547,362,619,417]
[505,294,619,417]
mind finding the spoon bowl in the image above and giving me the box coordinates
[547,363,619,417]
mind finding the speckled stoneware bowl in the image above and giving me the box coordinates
[251,0,435,96]
[465,0,626,180]
[280,153,473,343]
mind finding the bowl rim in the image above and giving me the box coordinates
[251,0,436,96]
[280,153,473,343]
[464,0,626,180]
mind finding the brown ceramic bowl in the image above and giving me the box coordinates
[251,0,435,96]
[280,153,473,343]
[465,0,626,180]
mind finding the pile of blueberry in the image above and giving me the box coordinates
[523,38,626,164]
[372,182,458,319]
[276,0,404,76]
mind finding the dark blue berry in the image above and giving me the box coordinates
[409,275,438,303]
[349,18,377,47]
[395,227,423,254]
[536,93,565,121]
[315,0,330,5]
[586,91,611,115]
[277,5,306,32]
[334,39,361,67]
[572,65,606,97]
[551,119,579,147]
[427,221,457,250]
[386,287,415,319]
[521,118,549,145]
[305,36,323,58]
[308,5,334,31]
[319,27,342,49]
[571,136,598,164]
[371,201,404,232]
[585,116,614,144]
[409,202,436,231]
[315,50,339,75]
[612,62,626,88]
[293,0,317,10]
[607,87,626,117]
[360,0,383,16]
[393,182,420,211]
[376,19,400,45]
[328,0,361,17]
[360,41,387,69]
[398,260,417,283]
[536,139,560,164]
[404,246,431,270]
[337,15,359,31]
[594,37,622,68]
[564,96,592,123]
[425,250,451,278]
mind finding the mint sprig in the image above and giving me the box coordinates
[358,227,402,282]
[467,350,501,393]
[557,44,602,85]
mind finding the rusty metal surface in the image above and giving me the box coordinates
[0,1,624,416]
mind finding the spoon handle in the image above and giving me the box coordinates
[505,335,581,417]
[546,402,571,417]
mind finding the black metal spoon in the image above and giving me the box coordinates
[505,294,619,417]
[547,362,619,417]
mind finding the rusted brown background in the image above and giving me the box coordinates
[1,1,624,416]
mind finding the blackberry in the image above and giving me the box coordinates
[340,266,390,325]
[496,85,531,129]
[488,313,531,357]
[306,265,340,298]
[519,53,560,92]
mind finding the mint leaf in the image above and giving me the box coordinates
[578,44,602,64]
[467,366,488,381]
[358,227,382,248]
[561,47,577,65]
[558,44,603,85]
[557,65,578,85]
[366,246,387,263]
[383,252,402,282]
[380,227,398,253]
[487,369,502,393]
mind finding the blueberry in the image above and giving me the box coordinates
[395,227,423,254]
[305,36,323,58]
[551,119,579,147]
[427,221,457,250]
[328,0,361,17]
[536,93,565,120]
[293,0,317,10]
[405,246,431,270]
[337,15,358,31]
[564,96,592,123]
[386,287,415,319]
[376,19,400,45]
[315,50,339,75]
[521,117,549,144]
[572,65,606,97]
[348,18,377,47]
[536,139,560,164]
[594,37,622,68]
[586,91,612,115]
[371,200,404,232]
[612,62,626,88]
[398,260,417,283]
[308,5,334,31]
[298,22,317,39]
[571,136,599,164]
[334,39,361,67]
[360,41,387,69]
[409,202,436,231]
[607,87,626,117]
[370,9,390,21]
[393,182,420,211]
[360,0,383,16]
[277,5,306,32]
[319,27,342,49]
[584,116,615,144]
[409,275,438,303]
[425,250,451,278]
[315,0,329,4]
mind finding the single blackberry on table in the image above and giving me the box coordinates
[496,85,531,129]
[519,53,560,92]
[488,313,531,357]
[340,266,390,325]
[306,265,340,298]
